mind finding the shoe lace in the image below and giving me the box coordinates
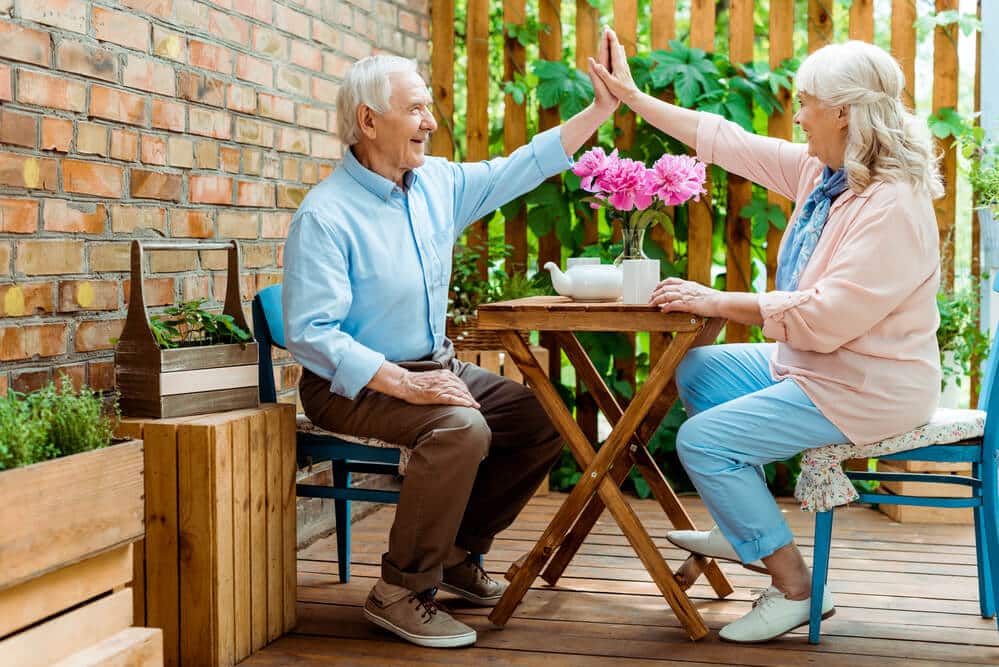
[750,586,784,612]
[410,589,445,623]
[466,558,494,586]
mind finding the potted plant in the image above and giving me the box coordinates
[936,287,990,408]
[115,239,258,418]
[953,124,999,266]
[0,378,155,663]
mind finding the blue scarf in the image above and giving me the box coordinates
[775,166,849,292]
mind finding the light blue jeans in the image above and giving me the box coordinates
[674,343,848,563]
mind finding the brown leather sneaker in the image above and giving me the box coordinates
[363,587,476,648]
[439,557,508,606]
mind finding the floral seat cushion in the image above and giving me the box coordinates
[795,408,985,512]
[296,415,410,475]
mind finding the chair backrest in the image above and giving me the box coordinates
[252,284,284,403]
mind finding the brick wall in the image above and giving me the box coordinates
[0,0,429,400]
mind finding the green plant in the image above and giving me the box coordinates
[928,108,999,210]
[0,376,119,472]
[149,299,252,349]
[937,288,990,388]
[448,243,546,324]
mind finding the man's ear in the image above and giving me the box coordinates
[358,104,377,140]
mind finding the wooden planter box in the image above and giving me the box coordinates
[0,440,164,666]
[115,240,258,419]
[117,403,297,667]
[877,459,974,524]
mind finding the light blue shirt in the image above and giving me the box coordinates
[282,126,572,399]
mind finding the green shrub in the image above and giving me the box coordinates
[0,376,119,472]
[149,299,252,349]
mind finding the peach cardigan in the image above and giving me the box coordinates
[695,113,941,445]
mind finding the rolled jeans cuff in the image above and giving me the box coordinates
[727,522,795,564]
[380,553,442,594]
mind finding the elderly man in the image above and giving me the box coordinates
[283,53,617,648]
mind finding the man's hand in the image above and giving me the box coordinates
[591,28,640,106]
[587,26,619,117]
[398,369,481,408]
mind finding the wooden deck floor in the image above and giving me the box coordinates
[241,494,998,666]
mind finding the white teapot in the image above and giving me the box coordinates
[544,261,622,302]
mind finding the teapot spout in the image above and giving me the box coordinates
[544,261,571,297]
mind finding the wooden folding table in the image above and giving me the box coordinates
[476,296,734,640]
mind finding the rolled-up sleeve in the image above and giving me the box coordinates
[282,211,385,399]
[449,125,572,232]
[696,112,810,201]
[758,199,937,354]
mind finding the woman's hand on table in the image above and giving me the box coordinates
[650,278,721,317]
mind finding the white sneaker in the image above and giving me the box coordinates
[718,586,835,643]
[665,526,767,573]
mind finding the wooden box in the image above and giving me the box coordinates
[0,441,164,667]
[876,460,974,525]
[118,404,297,667]
[115,240,258,419]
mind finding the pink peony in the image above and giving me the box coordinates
[647,154,707,206]
[596,157,655,211]
[572,147,619,192]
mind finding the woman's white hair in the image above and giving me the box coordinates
[336,55,419,146]
[796,40,943,198]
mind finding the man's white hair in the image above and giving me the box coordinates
[336,55,420,146]
[796,40,943,198]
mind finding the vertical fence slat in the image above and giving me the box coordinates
[430,0,455,159]
[687,0,715,286]
[808,0,834,52]
[650,0,677,262]
[891,0,917,109]
[849,0,874,42]
[576,0,600,248]
[972,0,983,406]
[465,0,491,279]
[503,0,528,275]
[614,0,638,152]
[934,0,959,292]
[767,0,794,292]
[725,0,754,343]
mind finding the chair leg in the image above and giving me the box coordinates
[332,460,351,583]
[809,510,835,644]
[982,454,999,633]
[973,462,996,619]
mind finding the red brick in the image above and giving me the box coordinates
[0,109,37,148]
[278,127,309,154]
[93,7,150,52]
[124,277,174,306]
[208,8,250,45]
[342,33,372,60]
[171,209,213,238]
[319,164,334,179]
[131,169,182,201]
[0,64,10,102]
[220,146,240,172]
[27,323,68,357]
[75,319,124,352]
[242,149,262,175]
[43,199,105,234]
[276,184,308,209]
[76,122,108,156]
[11,368,52,393]
[241,243,275,268]
[56,40,118,83]
[0,243,9,277]
[399,9,419,33]
[181,274,210,301]
[195,140,218,169]
[300,160,319,184]
[189,107,230,140]
[216,211,257,238]
[167,137,194,168]
[311,132,339,159]
[149,250,196,272]
[213,272,254,301]
[281,157,298,181]
[111,205,166,233]
[312,22,337,49]
[152,99,186,132]
[258,93,294,123]
[179,71,225,107]
[153,25,186,61]
[0,21,51,66]
[20,0,85,33]
[190,174,233,204]
[233,0,271,22]
[123,56,176,96]
[323,53,352,79]
[0,327,25,361]
[297,104,328,131]
[40,118,71,153]
[15,240,85,275]
[88,360,115,391]
[0,282,54,316]
[91,86,148,127]
[0,153,58,190]
[290,40,322,71]
[236,53,272,87]
[18,70,86,112]
[0,198,38,233]
[63,159,123,198]
[236,180,274,208]
[227,84,256,114]
[190,40,232,74]
[274,4,310,35]
[89,243,131,272]
[252,26,285,58]
[174,0,208,27]
[277,66,310,97]
[234,117,273,147]
[58,280,118,312]
[140,134,167,165]
[111,129,140,161]
[121,0,173,19]
[262,154,280,179]
[262,212,292,238]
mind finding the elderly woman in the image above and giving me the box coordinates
[592,30,941,642]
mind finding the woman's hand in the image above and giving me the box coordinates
[590,28,640,106]
[650,277,721,317]
[587,46,619,117]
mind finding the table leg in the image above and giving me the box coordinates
[489,330,710,640]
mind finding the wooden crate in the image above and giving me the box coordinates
[115,240,258,419]
[456,345,551,495]
[0,441,162,667]
[876,460,974,525]
[119,403,297,667]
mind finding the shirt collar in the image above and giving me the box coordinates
[342,147,419,201]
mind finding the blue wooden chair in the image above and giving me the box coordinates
[252,284,402,583]
[807,322,999,643]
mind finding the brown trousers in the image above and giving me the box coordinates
[299,341,562,592]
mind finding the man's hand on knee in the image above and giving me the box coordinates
[399,369,480,408]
